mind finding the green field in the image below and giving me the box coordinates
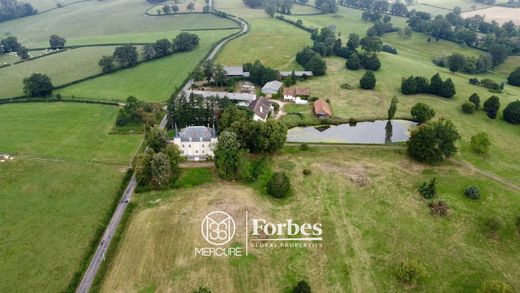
[0,103,142,292]
[0,0,239,48]
[57,30,238,102]
[215,0,311,69]
[407,0,509,15]
[0,46,119,98]
[100,147,520,292]
[21,0,83,11]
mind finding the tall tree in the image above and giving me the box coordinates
[387,96,398,120]
[113,45,139,68]
[407,119,460,164]
[23,73,53,97]
[483,95,500,119]
[49,34,66,49]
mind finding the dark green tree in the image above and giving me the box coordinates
[429,73,443,95]
[98,55,115,73]
[346,52,361,70]
[387,96,398,120]
[172,32,200,52]
[145,126,167,152]
[489,44,509,66]
[407,119,461,164]
[23,73,53,97]
[142,45,156,60]
[503,100,520,124]
[461,102,476,114]
[153,39,172,57]
[304,54,327,76]
[49,34,66,49]
[346,33,360,50]
[447,53,466,72]
[360,36,383,52]
[0,36,21,52]
[411,103,435,123]
[214,131,250,180]
[439,78,456,98]
[113,45,139,68]
[483,95,500,119]
[362,53,381,71]
[507,67,520,86]
[401,76,417,95]
[469,93,480,110]
[360,70,376,89]
[16,46,29,59]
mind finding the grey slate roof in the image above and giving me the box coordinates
[224,66,250,78]
[249,97,272,120]
[177,126,216,142]
[280,71,314,77]
[190,90,256,102]
[261,80,283,94]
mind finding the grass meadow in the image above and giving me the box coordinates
[0,46,119,98]
[99,147,520,292]
[1,0,239,47]
[57,30,238,102]
[0,103,142,292]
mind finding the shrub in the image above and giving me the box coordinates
[411,103,435,123]
[419,178,437,199]
[267,172,291,198]
[483,217,502,238]
[300,143,309,151]
[346,52,361,70]
[303,169,312,176]
[464,186,481,199]
[193,287,212,293]
[360,70,376,89]
[461,102,476,114]
[340,83,352,90]
[382,44,397,54]
[292,280,311,293]
[469,93,480,110]
[481,78,500,91]
[469,77,480,85]
[429,200,449,216]
[479,280,513,293]
[483,96,500,119]
[396,260,424,286]
[516,216,520,236]
[470,132,491,155]
[503,100,520,124]
[362,53,381,71]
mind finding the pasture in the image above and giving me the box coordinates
[0,46,118,98]
[100,147,520,292]
[0,103,142,292]
[57,30,238,102]
[0,0,239,47]
[406,0,509,15]
[215,0,312,69]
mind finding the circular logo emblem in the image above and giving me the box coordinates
[201,211,236,246]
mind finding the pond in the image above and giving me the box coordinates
[287,120,418,144]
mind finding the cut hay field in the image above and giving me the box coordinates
[57,30,238,102]
[0,103,142,292]
[0,0,239,48]
[21,0,83,11]
[462,6,520,25]
[406,0,509,15]
[100,147,520,292]
[215,0,312,69]
[0,46,119,98]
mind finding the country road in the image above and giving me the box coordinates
[75,6,249,293]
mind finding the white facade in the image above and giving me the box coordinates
[283,95,309,105]
[173,137,217,161]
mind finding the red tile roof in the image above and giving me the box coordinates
[284,87,310,96]
[313,99,332,117]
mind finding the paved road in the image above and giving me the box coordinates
[75,4,249,293]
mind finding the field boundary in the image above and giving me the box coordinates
[0,96,124,106]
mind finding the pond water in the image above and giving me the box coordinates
[287,120,418,144]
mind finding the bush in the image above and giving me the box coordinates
[346,52,361,70]
[483,217,502,238]
[407,120,460,164]
[360,71,376,89]
[470,132,491,155]
[419,178,437,199]
[382,44,397,54]
[300,143,309,151]
[411,103,435,123]
[267,172,291,198]
[516,216,520,236]
[464,186,481,199]
[429,200,449,216]
[396,260,424,286]
[340,83,352,90]
[461,102,476,114]
[481,78,500,91]
[302,169,312,176]
[503,100,520,124]
[469,77,480,85]
[479,280,513,293]
[292,280,311,293]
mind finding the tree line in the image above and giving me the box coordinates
[0,0,36,23]
[401,73,456,98]
[1,34,66,61]
[98,33,199,73]
[407,9,519,65]
[340,0,409,17]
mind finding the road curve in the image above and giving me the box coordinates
[75,5,248,293]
